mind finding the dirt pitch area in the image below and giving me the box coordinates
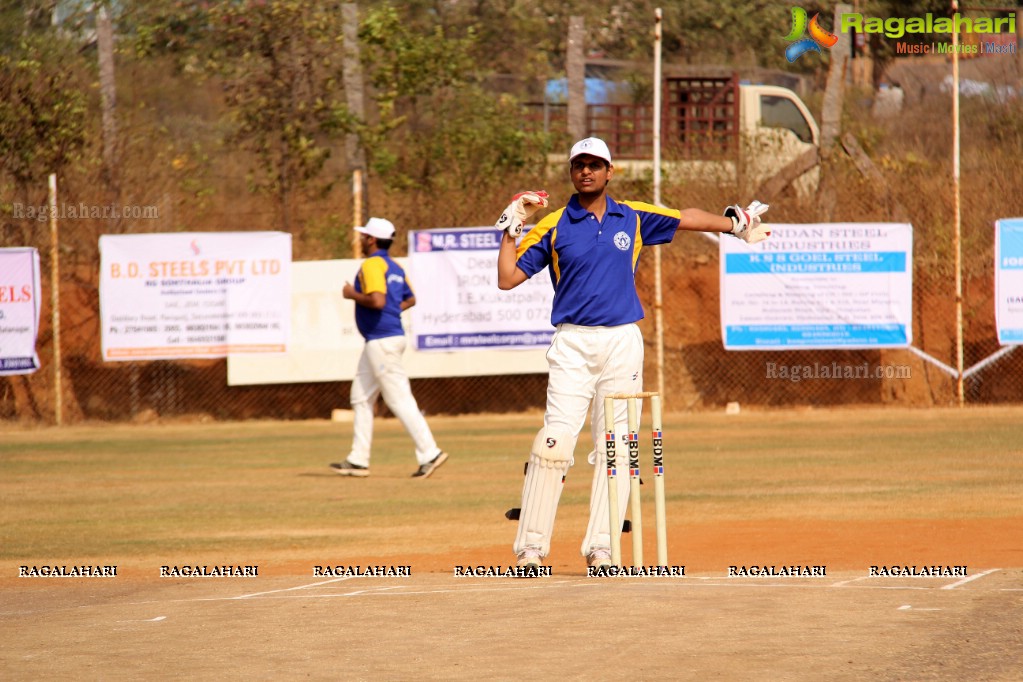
[2,569,1021,680]
[2,406,1022,679]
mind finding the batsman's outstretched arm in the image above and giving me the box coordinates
[497,231,528,290]
[678,201,771,245]
[677,208,734,233]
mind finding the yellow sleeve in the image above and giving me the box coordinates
[516,209,562,258]
[359,257,388,294]
[619,200,682,220]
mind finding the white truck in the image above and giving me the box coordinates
[531,74,821,197]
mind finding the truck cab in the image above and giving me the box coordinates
[740,83,820,197]
[530,74,821,197]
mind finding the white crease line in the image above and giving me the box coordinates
[245,579,595,599]
[668,580,933,590]
[940,568,999,590]
[231,576,359,599]
[833,584,933,591]
[237,579,940,599]
[249,579,964,599]
[109,570,1011,607]
[313,579,591,597]
[119,578,591,605]
[332,586,407,597]
[831,576,871,587]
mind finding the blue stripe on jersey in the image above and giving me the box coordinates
[515,195,680,326]
[354,250,414,340]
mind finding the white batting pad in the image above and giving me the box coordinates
[513,429,575,556]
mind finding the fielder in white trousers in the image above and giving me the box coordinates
[347,335,441,468]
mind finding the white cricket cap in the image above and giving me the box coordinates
[355,217,396,240]
[569,137,612,165]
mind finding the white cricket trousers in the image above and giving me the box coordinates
[515,322,645,557]
[348,335,440,467]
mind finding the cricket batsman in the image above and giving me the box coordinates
[495,136,769,569]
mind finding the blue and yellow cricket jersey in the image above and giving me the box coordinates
[515,195,680,326]
[353,250,414,340]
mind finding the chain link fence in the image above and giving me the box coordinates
[4,52,1023,422]
[2,184,1019,425]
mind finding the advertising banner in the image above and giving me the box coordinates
[720,223,913,350]
[0,248,42,375]
[99,232,291,360]
[995,218,1023,344]
[226,256,551,385]
[407,227,555,351]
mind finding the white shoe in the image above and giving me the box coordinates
[586,548,612,569]
[330,460,369,477]
[412,451,448,478]
[516,549,543,568]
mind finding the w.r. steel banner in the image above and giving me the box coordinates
[720,223,913,350]
[407,228,554,351]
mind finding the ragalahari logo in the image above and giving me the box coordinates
[784,7,839,62]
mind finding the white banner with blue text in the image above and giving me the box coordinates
[720,223,914,350]
[995,218,1023,345]
[99,232,291,360]
[0,247,42,375]
[407,227,555,351]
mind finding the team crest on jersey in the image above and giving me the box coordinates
[613,231,631,251]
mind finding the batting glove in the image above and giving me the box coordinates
[496,190,549,238]
[725,200,771,244]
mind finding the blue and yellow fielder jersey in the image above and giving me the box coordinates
[516,195,681,327]
[353,250,414,340]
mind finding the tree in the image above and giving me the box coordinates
[0,43,88,191]
[202,1,353,231]
[357,4,549,195]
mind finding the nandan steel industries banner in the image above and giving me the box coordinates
[99,232,291,361]
[720,223,914,350]
[407,227,554,351]
[0,247,42,375]
[995,218,1023,345]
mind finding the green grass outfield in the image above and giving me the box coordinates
[2,405,1022,573]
